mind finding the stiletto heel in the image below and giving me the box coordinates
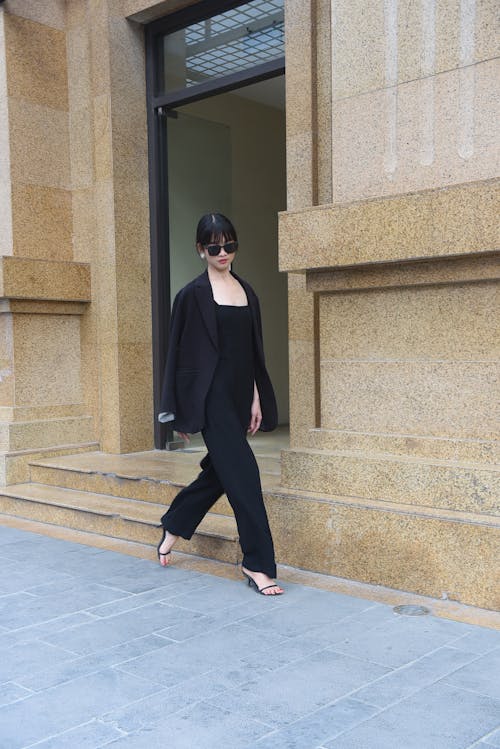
[241,569,283,596]
[157,526,171,564]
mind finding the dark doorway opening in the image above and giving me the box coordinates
[146,1,286,449]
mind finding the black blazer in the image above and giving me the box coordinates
[158,269,278,434]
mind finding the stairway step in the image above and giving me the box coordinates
[29,454,232,515]
[265,481,500,527]
[29,450,280,515]
[0,483,239,564]
[281,448,500,516]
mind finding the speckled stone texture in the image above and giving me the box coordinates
[279,179,500,272]
[280,447,500,516]
[0,257,90,301]
[0,4,100,484]
[328,0,499,204]
[0,292,97,484]
[284,0,315,210]
[266,487,500,611]
[279,0,500,611]
[283,254,499,606]
[123,0,199,23]
[288,272,317,446]
[1,0,155,457]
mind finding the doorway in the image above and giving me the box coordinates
[146,1,287,448]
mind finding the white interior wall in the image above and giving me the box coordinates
[167,83,288,423]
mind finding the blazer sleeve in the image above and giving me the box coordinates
[158,290,184,423]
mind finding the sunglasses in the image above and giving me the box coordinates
[204,241,239,256]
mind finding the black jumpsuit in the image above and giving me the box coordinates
[160,301,277,578]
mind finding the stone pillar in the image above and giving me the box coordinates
[279,0,499,609]
[1,0,155,461]
[0,3,96,483]
[69,0,154,453]
[0,259,93,484]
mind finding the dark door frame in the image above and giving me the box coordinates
[145,0,285,448]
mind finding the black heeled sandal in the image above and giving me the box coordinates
[157,526,172,564]
[242,569,283,595]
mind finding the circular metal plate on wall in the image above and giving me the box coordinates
[393,604,430,616]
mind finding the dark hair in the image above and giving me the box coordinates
[196,213,238,246]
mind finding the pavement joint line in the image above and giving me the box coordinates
[441,679,500,701]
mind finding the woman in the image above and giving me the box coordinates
[157,213,284,596]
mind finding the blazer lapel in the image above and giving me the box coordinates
[194,270,218,351]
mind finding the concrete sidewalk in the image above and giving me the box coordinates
[0,524,499,749]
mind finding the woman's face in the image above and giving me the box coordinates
[197,234,236,272]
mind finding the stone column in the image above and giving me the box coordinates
[1,0,156,462]
[0,2,95,484]
[279,0,499,609]
[70,0,154,453]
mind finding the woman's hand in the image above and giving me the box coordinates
[176,432,190,443]
[248,384,262,435]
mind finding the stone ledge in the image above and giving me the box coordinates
[0,416,95,452]
[123,0,198,23]
[279,178,500,271]
[0,299,88,315]
[0,256,91,302]
[280,447,500,516]
[305,428,500,464]
[0,442,99,486]
[306,253,500,293]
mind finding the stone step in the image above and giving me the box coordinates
[0,416,95,452]
[1,441,100,485]
[28,449,281,516]
[280,448,500,516]
[0,483,240,565]
[29,453,231,514]
[264,484,500,611]
[306,428,500,464]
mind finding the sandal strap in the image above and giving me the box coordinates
[259,584,279,592]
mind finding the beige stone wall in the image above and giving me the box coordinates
[330,0,499,203]
[66,0,154,454]
[279,0,500,607]
[280,0,500,453]
[0,0,156,472]
[2,5,70,259]
[0,2,96,482]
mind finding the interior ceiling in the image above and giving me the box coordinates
[233,75,285,110]
[184,1,284,83]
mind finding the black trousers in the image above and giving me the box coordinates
[160,412,277,579]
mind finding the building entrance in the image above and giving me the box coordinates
[145,1,287,449]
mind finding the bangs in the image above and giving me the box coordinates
[196,213,238,246]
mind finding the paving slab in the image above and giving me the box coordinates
[23,719,124,749]
[0,524,499,749]
[443,648,500,701]
[322,682,500,749]
[252,697,380,748]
